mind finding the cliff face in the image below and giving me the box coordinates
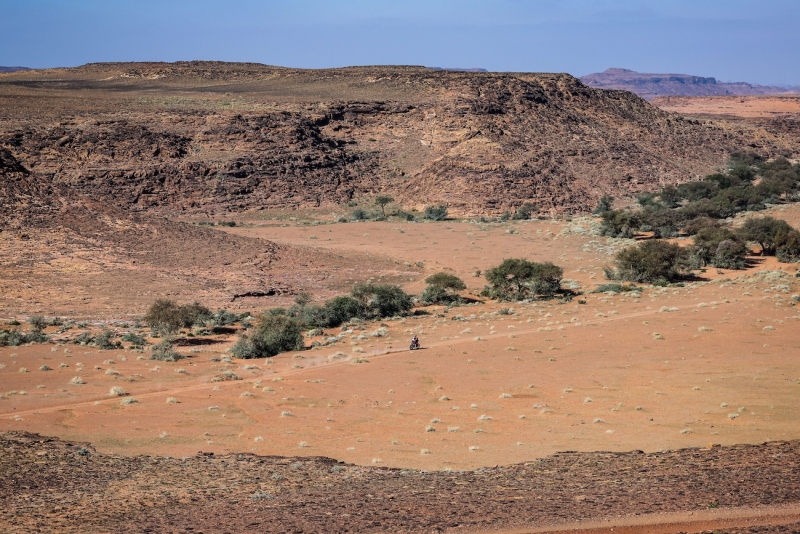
[581,68,797,101]
[2,62,798,218]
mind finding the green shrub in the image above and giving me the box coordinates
[144,299,212,334]
[513,202,538,220]
[592,283,639,293]
[593,195,614,215]
[423,205,448,221]
[482,259,563,301]
[28,315,48,331]
[212,309,239,326]
[232,315,304,359]
[351,208,369,221]
[692,226,747,269]
[323,296,364,326]
[121,332,146,347]
[612,240,690,283]
[776,228,800,263]
[600,210,641,238]
[150,338,183,362]
[421,272,467,304]
[351,284,413,319]
[73,331,92,345]
[95,329,118,350]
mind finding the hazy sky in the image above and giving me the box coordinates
[2,0,798,85]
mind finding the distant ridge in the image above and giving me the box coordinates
[430,67,488,72]
[0,66,32,73]
[581,68,799,100]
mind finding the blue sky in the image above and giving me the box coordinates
[2,0,798,85]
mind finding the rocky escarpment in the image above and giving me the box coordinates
[2,62,798,218]
[581,68,798,100]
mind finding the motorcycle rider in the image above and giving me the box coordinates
[411,334,420,349]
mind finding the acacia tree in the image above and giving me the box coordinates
[421,272,467,304]
[737,217,794,256]
[375,195,394,218]
[482,259,563,301]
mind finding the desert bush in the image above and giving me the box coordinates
[121,332,146,347]
[776,228,800,262]
[212,309,239,326]
[351,208,370,221]
[737,217,795,256]
[232,315,304,359]
[691,226,747,269]
[482,259,563,301]
[612,240,689,283]
[592,194,614,215]
[351,284,413,319]
[421,272,467,305]
[513,202,538,220]
[682,217,721,236]
[95,329,118,350]
[73,331,93,345]
[144,299,212,334]
[591,283,639,293]
[322,296,364,326]
[600,210,641,238]
[28,315,47,331]
[423,205,448,221]
[150,338,183,362]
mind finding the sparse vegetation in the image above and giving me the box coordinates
[423,205,448,221]
[149,337,183,362]
[481,259,563,300]
[421,272,466,305]
[144,299,212,334]
[608,240,689,283]
[232,314,304,359]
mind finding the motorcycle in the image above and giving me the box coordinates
[410,338,420,350]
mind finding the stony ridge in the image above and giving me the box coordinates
[1,62,798,218]
[2,431,799,533]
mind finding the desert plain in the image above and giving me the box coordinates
[2,64,800,532]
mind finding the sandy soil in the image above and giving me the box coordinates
[653,95,800,119]
[2,211,799,472]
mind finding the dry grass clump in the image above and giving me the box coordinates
[105,369,120,376]
[108,386,127,397]
[210,370,240,382]
[166,397,179,403]
[69,376,85,385]
[120,397,138,405]
[39,365,51,371]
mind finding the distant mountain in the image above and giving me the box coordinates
[581,68,798,100]
[0,66,31,73]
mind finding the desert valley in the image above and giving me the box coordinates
[1,62,800,533]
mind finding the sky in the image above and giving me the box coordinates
[2,0,799,85]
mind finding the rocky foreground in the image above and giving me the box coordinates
[2,432,799,533]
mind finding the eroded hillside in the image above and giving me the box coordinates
[3,61,797,218]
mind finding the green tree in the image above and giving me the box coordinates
[421,272,467,304]
[375,195,394,218]
[351,284,413,319]
[482,259,563,301]
[737,217,794,256]
[612,240,689,283]
[231,315,304,359]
